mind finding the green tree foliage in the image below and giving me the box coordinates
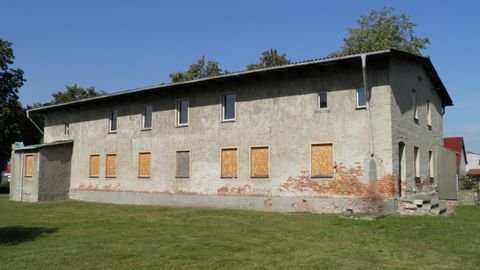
[169,56,225,83]
[51,84,107,104]
[247,49,291,70]
[332,7,430,56]
[0,39,26,169]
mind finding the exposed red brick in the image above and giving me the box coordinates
[278,164,395,198]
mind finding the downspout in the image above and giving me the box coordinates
[361,54,374,157]
[26,110,44,135]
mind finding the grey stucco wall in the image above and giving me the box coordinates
[389,55,446,195]
[10,151,40,202]
[38,144,73,200]
[435,145,457,200]
[43,59,395,200]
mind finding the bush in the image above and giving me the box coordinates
[0,182,9,194]
[460,176,479,190]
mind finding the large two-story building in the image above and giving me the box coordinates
[10,49,456,214]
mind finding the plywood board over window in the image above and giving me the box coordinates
[311,144,333,177]
[250,146,269,178]
[24,154,34,177]
[138,152,151,178]
[89,155,100,178]
[105,154,117,178]
[221,148,238,178]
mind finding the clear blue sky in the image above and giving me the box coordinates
[3,0,480,152]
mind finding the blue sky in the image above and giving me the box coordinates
[3,0,480,152]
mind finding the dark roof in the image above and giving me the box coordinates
[467,169,480,176]
[29,49,453,113]
[444,137,468,168]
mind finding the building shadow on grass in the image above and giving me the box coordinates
[0,226,58,245]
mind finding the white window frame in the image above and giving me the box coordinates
[141,105,153,130]
[221,93,236,122]
[108,110,118,133]
[176,98,189,127]
[413,90,419,121]
[427,99,432,127]
[428,150,433,179]
[318,91,328,109]
[414,146,420,179]
[356,87,367,108]
[64,123,70,135]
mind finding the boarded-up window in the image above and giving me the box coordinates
[89,155,100,177]
[250,146,269,178]
[138,152,151,178]
[105,154,117,178]
[24,154,34,177]
[221,148,238,178]
[176,151,190,178]
[311,144,333,177]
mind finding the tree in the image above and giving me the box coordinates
[169,56,225,83]
[247,49,291,70]
[50,84,107,104]
[332,7,430,56]
[0,39,26,169]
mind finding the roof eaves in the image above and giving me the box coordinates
[28,49,394,113]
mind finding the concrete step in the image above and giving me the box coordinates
[420,202,439,210]
[431,207,447,215]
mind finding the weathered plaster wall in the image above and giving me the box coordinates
[42,57,399,212]
[390,55,446,196]
[10,151,40,202]
[38,144,73,200]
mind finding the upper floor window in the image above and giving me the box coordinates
[222,93,236,121]
[176,99,189,126]
[356,87,366,108]
[142,105,153,130]
[427,100,432,127]
[109,111,118,132]
[413,90,419,121]
[318,91,328,109]
[64,123,70,135]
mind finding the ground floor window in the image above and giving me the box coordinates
[89,155,100,178]
[176,150,190,178]
[24,154,34,177]
[221,148,238,178]
[250,146,269,178]
[311,144,334,177]
[105,154,117,178]
[138,152,151,178]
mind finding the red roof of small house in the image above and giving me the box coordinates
[444,137,467,170]
[467,169,480,176]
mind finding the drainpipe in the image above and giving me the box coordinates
[361,54,374,157]
[26,110,44,135]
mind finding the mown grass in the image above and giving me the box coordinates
[0,197,479,269]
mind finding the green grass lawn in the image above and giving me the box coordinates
[0,198,479,270]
